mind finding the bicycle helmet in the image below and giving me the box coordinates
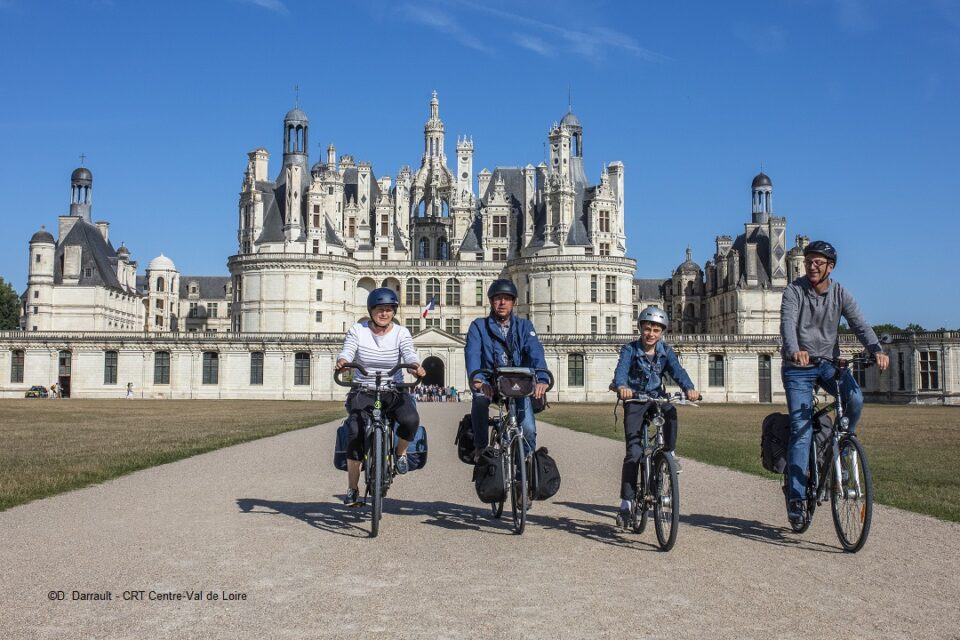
[637,305,669,330]
[487,278,518,300]
[803,240,837,265]
[366,287,399,315]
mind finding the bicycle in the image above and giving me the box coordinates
[617,391,699,551]
[334,361,421,538]
[785,354,876,552]
[469,366,554,535]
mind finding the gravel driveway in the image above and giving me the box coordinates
[1,403,958,639]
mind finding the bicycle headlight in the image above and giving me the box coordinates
[840,416,850,429]
[653,416,665,428]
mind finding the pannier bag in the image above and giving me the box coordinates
[760,412,790,474]
[813,414,832,468]
[396,425,429,471]
[495,367,536,399]
[473,447,507,503]
[529,447,561,500]
[454,413,476,464]
[334,422,349,471]
[334,422,429,472]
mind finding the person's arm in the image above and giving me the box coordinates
[780,285,805,365]
[840,286,881,354]
[464,319,486,384]
[397,328,426,378]
[522,321,550,384]
[664,345,696,394]
[612,343,634,401]
[336,325,359,369]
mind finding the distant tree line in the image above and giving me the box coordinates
[839,322,955,334]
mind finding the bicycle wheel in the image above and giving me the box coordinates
[370,429,384,538]
[632,466,649,534]
[509,434,527,535]
[831,435,873,552]
[653,452,679,551]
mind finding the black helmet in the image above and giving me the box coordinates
[487,278,518,300]
[367,287,399,315]
[803,240,837,265]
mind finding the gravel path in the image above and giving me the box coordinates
[1,403,958,639]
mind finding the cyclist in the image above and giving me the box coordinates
[780,240,889,528]
[464,279,549,461]
[612,306,698,528]
[335,287,426,506]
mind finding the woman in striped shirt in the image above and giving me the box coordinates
[335,288,426,506]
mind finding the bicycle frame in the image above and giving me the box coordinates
[809,359,865,505]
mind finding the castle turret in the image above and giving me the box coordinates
[751,171,772,224]
[69,166,93,222]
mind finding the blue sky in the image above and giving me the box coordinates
[1,0,957,329]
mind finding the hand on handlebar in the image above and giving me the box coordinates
[791,350,810,367]
[686,389,701,402]
[533,382,549,400]
[335,358,348,371]
[473,379,494,399]
[875,352,889,372]
[617,386,633,401]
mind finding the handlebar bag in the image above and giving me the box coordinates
[496,368,536,398]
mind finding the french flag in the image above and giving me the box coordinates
[421,295,437,319]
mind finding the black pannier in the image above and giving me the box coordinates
[761,412,790,474]
[454,413,476,464]
[530,447,561,500]
[472,447,507,503]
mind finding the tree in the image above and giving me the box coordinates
[0,277,21,330]
[905,323,926,333]
[872,323,902,334]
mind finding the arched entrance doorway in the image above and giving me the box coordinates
[422,356,445,386]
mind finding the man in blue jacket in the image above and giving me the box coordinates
[612,305,699,529]
[465,279,549,460]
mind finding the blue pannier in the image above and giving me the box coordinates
[334,423,428,472]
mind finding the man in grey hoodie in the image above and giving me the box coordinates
[780,240,889,528]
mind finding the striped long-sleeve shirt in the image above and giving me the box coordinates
[337,321,420,387]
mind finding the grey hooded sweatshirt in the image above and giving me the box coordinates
[780,276,881,366]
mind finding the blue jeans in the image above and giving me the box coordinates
[782,363,863,501]
[471,392,536,453]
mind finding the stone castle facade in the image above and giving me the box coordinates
[3,95,956,404]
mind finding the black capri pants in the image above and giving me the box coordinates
[620,400,678,501]
[345,390,420,461]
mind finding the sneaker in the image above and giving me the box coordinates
[787,500,806,528]
[343,488,362,507]
[615,508,632,530]
[395,454,409,475]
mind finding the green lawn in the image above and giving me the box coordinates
[0,399,345,511]
[540,402,960,522]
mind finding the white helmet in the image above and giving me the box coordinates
[637,305,669,330]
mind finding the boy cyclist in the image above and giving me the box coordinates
[612,306,699,529]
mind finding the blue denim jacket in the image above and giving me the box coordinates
[612,339,695,397]
[464,315,549,384]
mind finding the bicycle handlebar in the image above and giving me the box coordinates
[468,367,555,392]
[808,354,878,368]
[623,391,701,406]
[333,361,423,390]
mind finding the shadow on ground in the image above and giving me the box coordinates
[681,512,842,553]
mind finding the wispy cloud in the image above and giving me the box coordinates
[237,0,289,15]
[513,33,553,56]
[734,23,788,54]
[401,3,492,52]
[835,0,878,33]
[400,0,666,63]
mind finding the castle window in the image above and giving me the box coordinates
[476,280,483,306]
[295,352,311,386]
[418,238,429,259]
[437,238,449,260]
[405,278,421,306]
[314,205,320,214]
[493,216,507,238]
[208,303,218,319]
[919,351,939,390]
[405,317,422,335]
[313,239,320,255]
[492,248,507,261]
[156,299,164,310]
[426,278,441,304]
[316,289,323,302]
[605,317,618,334]
[381,247,389,261]
[189,302,198,318]
[315,310,322,323]
[202,352,219,384]
[425,317,440,330]
[605,276,617,303]
[157,277,165,292]
[568,354,584,387]
[708,355,725,387]
[591,317,598,334]
[316,271,323,280]
[348,218,356,238]
[34,290,39,299]
[328,187,334,195]
[599,243,610,256]
[250,352,264,385]
[10,350,24,383]
[445,278,461,306]
[154,351,170,385]
[381,214,389,236]
[445,318,461,335]
[590,275,598,303]
[599,210,610,233]
[36,254,40,263]
[104,351,118,385]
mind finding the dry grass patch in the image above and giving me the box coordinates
[541,403,960,522]
[0,399,344,511]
